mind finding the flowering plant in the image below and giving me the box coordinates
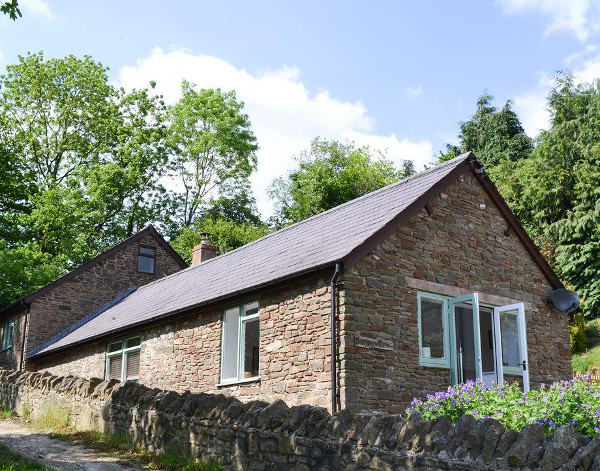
[407,377,600,437]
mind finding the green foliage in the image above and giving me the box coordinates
[0,242,65,307]
[171,217,270,263]
[0,52,172,307]
[571,311,589,355]
[438,94,533,167]
[167,81,258,228]
[0,443,53,471]
[408,378,600,438]
[0,0,20,20]
[0,405,14,420]
[269,137,414,226]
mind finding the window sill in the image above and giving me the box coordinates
[0,346,12,353]
[217,376,260,388]
[419,359,450,369]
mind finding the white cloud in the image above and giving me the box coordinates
[513,92,551,137]
[19,0,55,20]
[118,48,432,218]
[406,85,423,98]
[497,0,596,41]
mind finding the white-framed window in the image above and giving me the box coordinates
[2,317,14,350]
[220,301,260,384]
[105,336,141,381]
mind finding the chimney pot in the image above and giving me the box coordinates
[192,234,217,266]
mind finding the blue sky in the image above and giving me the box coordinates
[2,0,600,217]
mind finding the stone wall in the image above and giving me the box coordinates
[341,172,572,413]
[1,368,597,471]
[0,232,185,372]
[35,273,337,409]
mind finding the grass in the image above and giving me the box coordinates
[0,443,53,471]
[573,319,600,374]
[0,406,14,420]
[50,431,223,471]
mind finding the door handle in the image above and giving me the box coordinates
[522,360,527,371]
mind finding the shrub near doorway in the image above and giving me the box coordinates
[407,378,600,438]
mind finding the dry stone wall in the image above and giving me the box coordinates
[1,368,597,471]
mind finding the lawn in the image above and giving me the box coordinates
[572,319,600,375]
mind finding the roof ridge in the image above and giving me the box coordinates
[136,153,472,288]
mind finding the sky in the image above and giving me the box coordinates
[2,0,600,218]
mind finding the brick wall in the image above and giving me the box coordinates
[341,172,572,413]
[35,273,336,409]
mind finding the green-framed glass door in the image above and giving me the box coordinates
[448,293,482,385]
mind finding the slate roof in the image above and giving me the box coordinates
[30,152,562,358]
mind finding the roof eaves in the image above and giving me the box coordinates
[29,262,341,360]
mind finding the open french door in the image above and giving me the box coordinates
[448,294,482,385]
[493,303,530,392]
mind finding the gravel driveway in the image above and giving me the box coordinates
[0,419,150,471]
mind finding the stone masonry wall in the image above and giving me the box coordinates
[23,233,184,368]
[0,305,25,370]
[35,273,338,409]
[1,368,597,471]
[341,172,572,413]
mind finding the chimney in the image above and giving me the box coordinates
[191,233,217,266]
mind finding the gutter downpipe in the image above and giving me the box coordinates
[19,301,30,371]
[331,262,342,414]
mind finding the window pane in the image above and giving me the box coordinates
[222,308,240,381]
[109,355,123,380]
[420,298,445,359]
[242,319,259,378]
[126,350,140,380]
[501,311,521,368]
[125,337,141,348]
[244,302,259,317]
[138,256,155,273]
[139,247,155,256]
[108,341,122,353]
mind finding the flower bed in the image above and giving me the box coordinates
[407,377,600,438]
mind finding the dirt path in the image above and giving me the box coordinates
[0,419,150,471]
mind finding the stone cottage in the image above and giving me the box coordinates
[25,153,572,414]
[0,225,187,372]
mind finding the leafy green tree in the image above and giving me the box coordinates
[0,52,171,307]
[167,82,258,227]
[269,138,415,226]
[0,242,64,307]
[170,217,270,264]
[438,94,533,167]
[0,52,169,264]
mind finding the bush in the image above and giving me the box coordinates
[571,311,588,354]
[407,378,600,438]
[573,356,592,375]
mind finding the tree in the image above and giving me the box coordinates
[438,94,533,167]
[0,52,170,307]
[1,0,20,20]
[167,82,258,227]
[516,75,600,318]
[269,138,415,226]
